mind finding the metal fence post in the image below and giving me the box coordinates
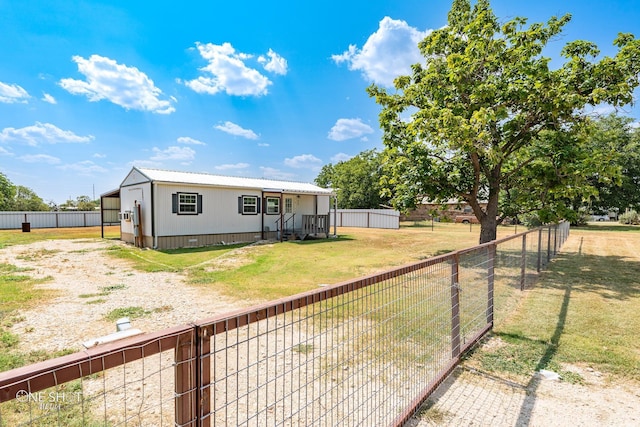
[520,234,527,290]
[487,244,495,326]
[537,228,542,273]
[175,330,197,427]
[451,254,461,358]
[547,226,552,264]
[197,325,212,427]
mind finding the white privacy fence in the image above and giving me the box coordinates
[0,209,399,231]
[0,211,103,229]
[333,209,400,229]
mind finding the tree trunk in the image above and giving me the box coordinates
[479,173,501,244]
[479,214,497,243]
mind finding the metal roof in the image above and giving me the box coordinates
[134,167,334,195]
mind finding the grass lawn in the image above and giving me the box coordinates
[472,222,640,382]
[104,221,521,300]
[0,225,120,249]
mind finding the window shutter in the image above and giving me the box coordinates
[238,196,243,214]
[197,195,203,214]
[172,194,178,213]
[257,197,261,213]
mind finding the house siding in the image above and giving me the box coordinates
[155,231,278,250]
[153,184,264,237]
[119,181,152,245]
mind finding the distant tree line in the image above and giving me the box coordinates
[316,114,640,224]
[0,172,99,211]
[315,149,392,209]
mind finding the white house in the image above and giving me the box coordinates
[116,167,335,249]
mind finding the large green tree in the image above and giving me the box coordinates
[368,0,640,242]
[12,186,50,211]
[498,118,622,224]
[0,172,15,211]
[587,114,640,214]
[315,149,389,209]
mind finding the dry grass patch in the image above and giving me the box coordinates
[470,224,640,382]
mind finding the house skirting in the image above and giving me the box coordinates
[121,231,278,250]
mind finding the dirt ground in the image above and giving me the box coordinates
[1,238,639,426]
[408,354,640,426]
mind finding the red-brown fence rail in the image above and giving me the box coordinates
[0,222,570,426]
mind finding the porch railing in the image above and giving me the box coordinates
[301,214,329,236]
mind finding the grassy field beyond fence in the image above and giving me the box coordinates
[471,223,640,383]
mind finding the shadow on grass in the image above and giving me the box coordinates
[536,251,640,301]
[286,235,355,245]
[513,241,640,424]
[469,241,640,424]
[572,224,640,232]
[515,281,572,426]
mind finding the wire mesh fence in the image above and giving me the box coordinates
[0,222,570,427]
[0,326,195,427]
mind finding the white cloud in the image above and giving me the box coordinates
[258,49,288,75]
[0,146,12,156]
[42,93,57,104]
[0,122,94,146]
[93,153,107,158]
[258,142,270,147]
[259,166,295,180]
[177,136,206,145]
[331,152,353,163]
[58,160,108,174]
[332,17,431,87]
[150,146,196,161]
[214,121,259,140]
[59,54,175,114]
[19,154,61,164]
[0,82,30,103]
[184,42,276,96]
[284,154,323,169]
[215,162,250,171]
[328,118,374,141]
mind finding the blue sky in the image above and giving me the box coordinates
[1,0,639,204]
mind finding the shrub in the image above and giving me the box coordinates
[619,210,640,225]
[571,211,590,227]
[520,213,543,228]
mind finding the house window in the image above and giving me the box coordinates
[266,197,280,214]
[285,198,293,214]
[242,196,259,214]
[179,193,197,214]
[172,192,202,215]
